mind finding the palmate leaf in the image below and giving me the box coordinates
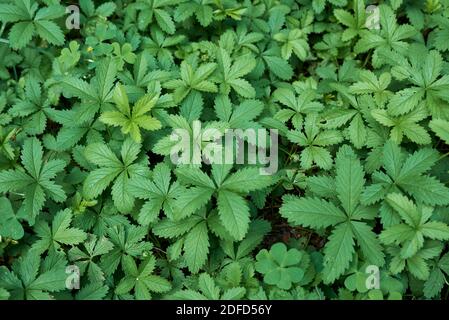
[361,141,449,213]
[68,235,114,282]
[100,224,153,276]
[274,28,310,61]
[355,4,417,67]
[388,241,443,280]
[2,2,65,49]
[273,88,324,129]
[129,163,181,223]
[174,165,274,240]
[0,138,66,225]
[32,209,87,253]
[288,136,335,170]
[153,214,212,273]
[281,145,384,283]
[115,255,171,299]
[164,60,218,103]
[381,193,449,260]
[100,83,162,142]
[334,0,366,41]
[371,105,431,145]
[213,48,256,98]
[59,58,117,123]
[0,250,67,300]
[83,138,143,213]
[424,253,449,298]
[384,48,449,118]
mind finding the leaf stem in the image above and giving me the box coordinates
[362,50,372,68]
[438,151,449,161]
[0,22,5,38]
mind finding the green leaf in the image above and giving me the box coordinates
[385,193,420,227]
[100,84,161,142]
[184,221,209,273]
[220,168,273,193]
[263,55,293,80]
[429,119,449,144]
[0,197,24,240]
[217,190,250,241]
[0,4,30,22]
[280,195,346,229]
[154,9,175,34]
[255,243,305,290]
[174,187,213,220]
[9,22,35,49]
[322,223,355,284]
[351,221,385,266]
[34,20,64,46]
[335,145,365,215]
[76,282,109,300]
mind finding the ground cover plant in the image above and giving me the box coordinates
[1,0,449,300]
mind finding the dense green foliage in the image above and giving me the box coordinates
[1,0,449,300]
